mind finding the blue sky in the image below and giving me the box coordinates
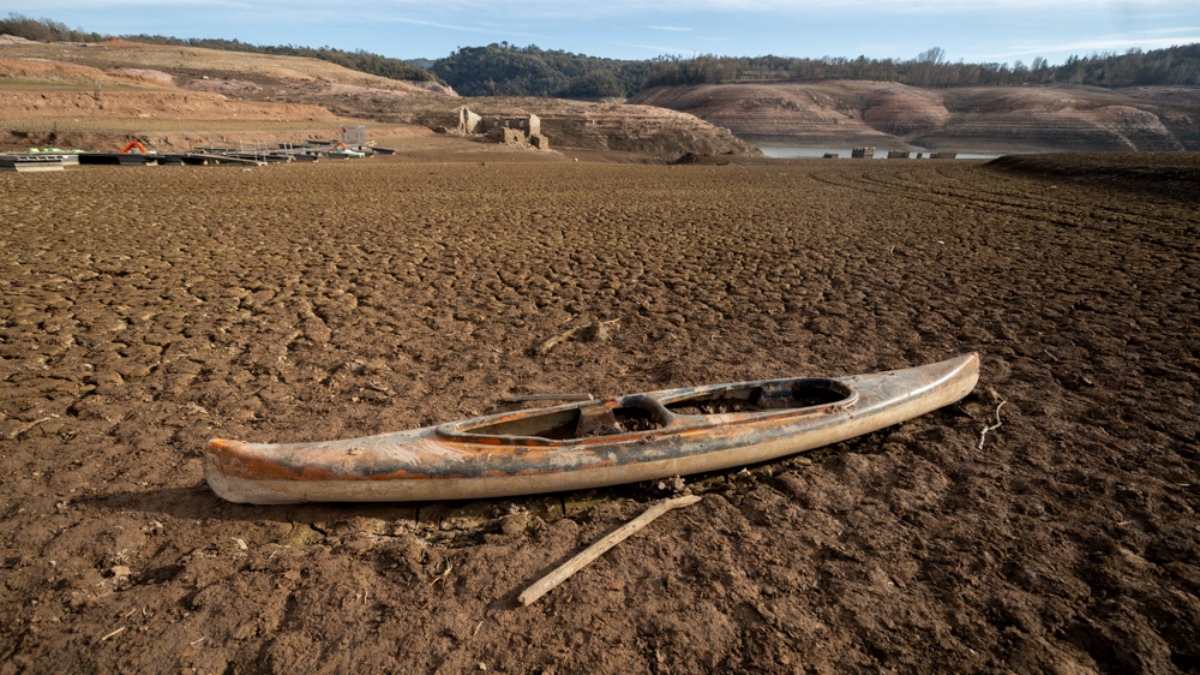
[7,1,1200,66]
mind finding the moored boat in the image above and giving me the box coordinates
[204,353,980,504]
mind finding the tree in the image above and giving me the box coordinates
[916,47,946,64]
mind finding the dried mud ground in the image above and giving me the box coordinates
[1,153,1198,674]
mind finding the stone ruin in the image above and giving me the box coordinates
[457,107,482,135]
[454,106,550,150]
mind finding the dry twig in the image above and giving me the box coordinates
[7,414,60,440]
[98,626,127,642]
[519,495,701,606]
[430,561,454,585]
[978,400,1007,450]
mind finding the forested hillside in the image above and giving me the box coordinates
[432,43,1200,97]
[128,36,441,84]
[642,45,1200,88]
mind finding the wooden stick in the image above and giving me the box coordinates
[519,495,701,606]
[98,626,127,642]
[500,393,594,403]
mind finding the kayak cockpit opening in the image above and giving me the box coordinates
[437,378,856,444]
[575,400,666,436]
[455,408,584,440]
[663,378,854,415]
[442,397,671,442]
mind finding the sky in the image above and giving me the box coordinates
[6,0,1200,66]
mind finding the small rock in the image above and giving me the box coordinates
[363,358,391,375]
[499,512,531,536]
[656,475,686,494]
[344,537,374,552]
[581,319,617,343]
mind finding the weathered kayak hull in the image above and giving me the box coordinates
[205,353,979,504]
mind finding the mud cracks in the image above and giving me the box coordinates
[1,157,1197,673]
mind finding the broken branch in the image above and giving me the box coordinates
[519,494,701,606]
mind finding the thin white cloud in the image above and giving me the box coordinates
[983,30,1200,59]
[649,26,692,32]
[1135,25,1200,37]
[616,41,691,55]
[363,14,497,34]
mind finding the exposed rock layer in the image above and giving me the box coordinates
[630,81,1200,152]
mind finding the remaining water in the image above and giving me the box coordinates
[758,146,1001,160]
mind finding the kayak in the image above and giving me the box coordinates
[205,353,979,504]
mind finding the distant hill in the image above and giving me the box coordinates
[122,35,443,85]
[0,15,440,85]
[0,38,451,98]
